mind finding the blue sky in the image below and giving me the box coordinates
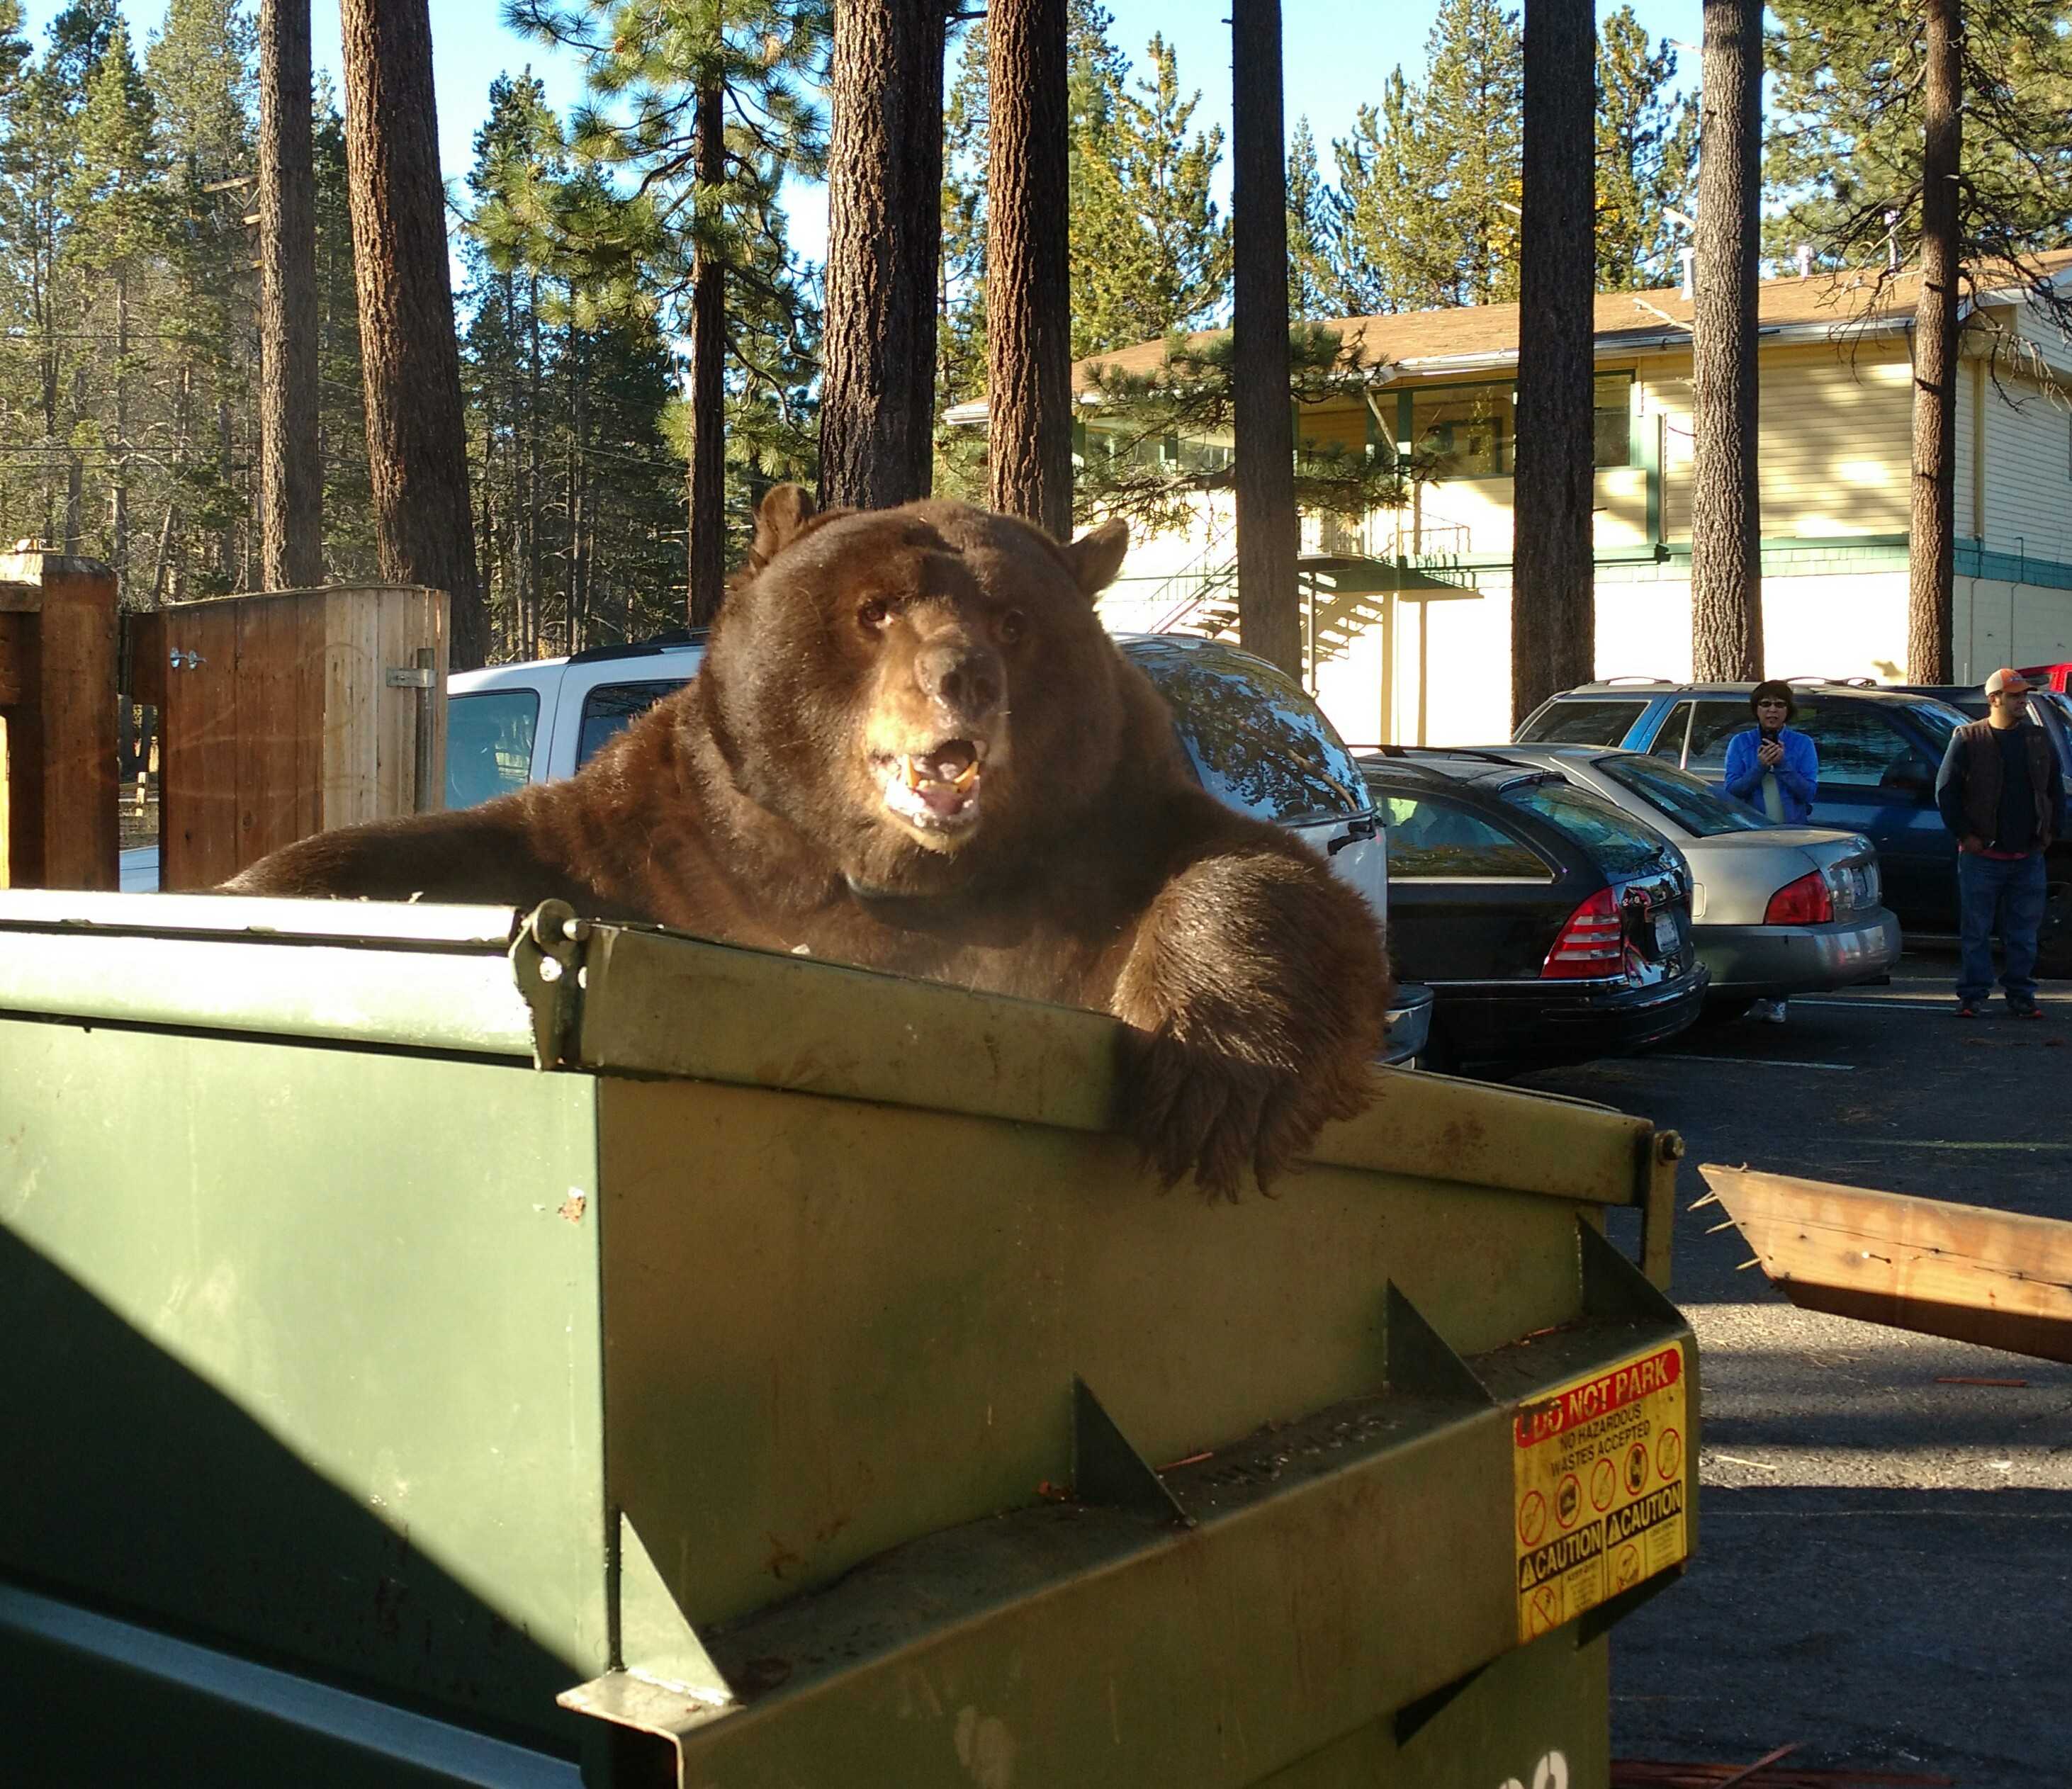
[25,1,1706,265]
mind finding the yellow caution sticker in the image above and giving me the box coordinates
[1511,1341,1689,1644]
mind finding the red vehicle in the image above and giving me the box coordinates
[2017,662,2072,693]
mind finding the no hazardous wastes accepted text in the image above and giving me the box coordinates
[1512,1342,1689,1642]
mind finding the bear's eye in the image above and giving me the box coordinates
[857,597,892,633]
[998,609,1027,645]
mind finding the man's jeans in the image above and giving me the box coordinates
[1956,850,2047,1003]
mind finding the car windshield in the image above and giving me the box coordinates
[1517,696,1650,747]
[1499,776,1670,877]
[1137,650,1368,825]
[1891,696,1964,752]
[1592,753,1769,836]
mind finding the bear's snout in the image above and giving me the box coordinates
[913,636,1003,726]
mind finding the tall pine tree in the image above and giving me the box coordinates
[1767,0,2072,675]
[508,0,826,620]
[1595,7,1696,292]
[1071,33,1229,354]
[66,17,159,585]
[1283,116,1334,321]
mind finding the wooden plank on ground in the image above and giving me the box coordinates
[1701,1163,2072,1363]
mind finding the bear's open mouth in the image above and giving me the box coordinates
[875,738,984,832]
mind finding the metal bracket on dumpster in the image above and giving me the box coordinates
[1385,1283,1496,1405]
[1073,1377,1194,1528]
[1580,1217,1685,1327]
[558,1512,739,1751]
[509,900,590,1069]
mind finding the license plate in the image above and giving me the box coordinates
[1652,912,1679,957]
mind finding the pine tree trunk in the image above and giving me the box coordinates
[1689,0,1764,681]
[819,0,945,510]
[1908,0,1961,683]
[65,364,85,553]
[1230,0,1302,681]
[113,271,130,580]
[338,0,488,667]
[1511,0,1597,725]
[218,398,237,585]
[685,79,728,627]
[986,0,1071,538]
[526,271,543,658]
[259,0,325,591]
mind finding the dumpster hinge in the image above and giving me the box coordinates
[509,899,590,1070]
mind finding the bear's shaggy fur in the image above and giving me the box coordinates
[228,488,1392,1197]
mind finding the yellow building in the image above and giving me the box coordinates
[972,256,2072,747]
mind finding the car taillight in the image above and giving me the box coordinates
[1543,887,1627,978]
[1764,871,1833,925]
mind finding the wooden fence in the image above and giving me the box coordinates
[1,572,446,893]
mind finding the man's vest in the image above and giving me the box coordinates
[1956,719,2057,850]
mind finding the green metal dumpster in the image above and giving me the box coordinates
[0,891,1694,1788]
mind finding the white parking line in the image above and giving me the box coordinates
[1793,995,1974,1011]
[1653,1054,1856,1071]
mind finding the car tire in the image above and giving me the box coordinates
[2039,878,2072,980]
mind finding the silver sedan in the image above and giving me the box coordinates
[1477,745,1901,1008]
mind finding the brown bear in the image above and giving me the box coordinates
[227,487,1392,1197]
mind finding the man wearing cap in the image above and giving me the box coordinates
[1934,668,2066,1018]
[1722,681,1820,1021]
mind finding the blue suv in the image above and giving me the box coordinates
[1516,679,2071,976]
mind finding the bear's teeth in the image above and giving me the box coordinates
[952,760,979,790]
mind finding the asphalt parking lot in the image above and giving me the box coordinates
[1514,952,2072,1785]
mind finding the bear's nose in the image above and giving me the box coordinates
[913,639,1003,723]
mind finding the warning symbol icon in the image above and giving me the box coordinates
[1527,1583,1563,1637]
[1656,1426,1683,1482]
[1613,1542,1642,1593]
[1590,1457,1616,1511]
[1555,1472,1581,1530]
[1624,1440,1649,1496]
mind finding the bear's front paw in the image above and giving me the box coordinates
[1119,1020,1370,1203]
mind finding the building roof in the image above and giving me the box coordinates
[1063,248,2072,397]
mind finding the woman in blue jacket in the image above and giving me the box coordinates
[1721,681,1820,1021]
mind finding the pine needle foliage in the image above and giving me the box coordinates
[1074,325,1422,536]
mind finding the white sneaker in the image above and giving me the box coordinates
[1748,998,1789,1024]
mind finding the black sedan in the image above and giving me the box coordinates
[1358,750,1708,1073]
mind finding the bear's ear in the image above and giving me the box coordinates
[745,483,838,576]
[1059,518,1129,602]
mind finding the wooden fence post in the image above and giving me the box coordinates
[0,551,119,890]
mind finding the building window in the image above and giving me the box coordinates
[1412,382,1511,477]
[1409,373,1635,479]
[1594,373,1635,468]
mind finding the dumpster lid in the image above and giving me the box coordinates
[0,888,524,950]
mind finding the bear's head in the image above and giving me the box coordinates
[703,486,1132,897]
